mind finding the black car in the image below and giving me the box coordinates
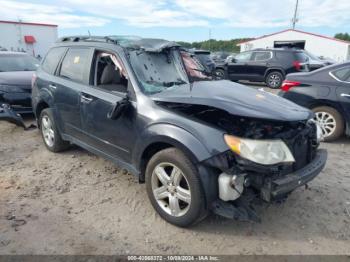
[279,62,350,142]
[189,49,216,72]
[0,52,39,113]
[32,36,326,227]
[214,48,309,89]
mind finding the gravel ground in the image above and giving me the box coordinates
[0,85,350,255]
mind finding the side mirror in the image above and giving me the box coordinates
[231,58,237,63]
[107,96,130,120]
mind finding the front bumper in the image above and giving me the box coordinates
[0,92,32,113]
[261,149,327,201]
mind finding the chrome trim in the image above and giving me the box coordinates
[329,67,350,84]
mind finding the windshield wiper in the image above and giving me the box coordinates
[162,80,187,87]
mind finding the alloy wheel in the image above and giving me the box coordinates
[151,162,191,217]
[314,111,336,138]
[268,74,281,88]
[41,115,55,147]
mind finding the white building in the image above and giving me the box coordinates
[0,20,58,58]
[238,29,350,62]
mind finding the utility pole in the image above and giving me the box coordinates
[292,0,299,29]
[208,29,211,51]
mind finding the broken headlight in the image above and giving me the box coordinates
[224,134,295,165]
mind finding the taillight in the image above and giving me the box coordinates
[281,80,301,92]
[293,60,301,71]
[31,73,37,88]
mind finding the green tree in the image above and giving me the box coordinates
[176,38,253,53]
[334,33,350,41]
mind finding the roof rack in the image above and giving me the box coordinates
[57,36,118,44]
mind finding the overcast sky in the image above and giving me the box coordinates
[0,0,349,41]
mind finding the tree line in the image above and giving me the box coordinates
[177,38,252,53]
[334,33,350,42]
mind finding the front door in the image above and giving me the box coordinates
[227,51,252,80]
[80,50,137,163]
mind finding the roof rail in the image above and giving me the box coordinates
[57,35,118,44]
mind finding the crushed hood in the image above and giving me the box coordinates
[151,80,312,121]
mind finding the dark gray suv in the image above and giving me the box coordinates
[32,36,327,227]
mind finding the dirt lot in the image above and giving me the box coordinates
[1,87,350,255]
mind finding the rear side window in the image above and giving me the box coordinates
[331,67,350,82]
[42,47,66,74]
[59,48,91,83]
[252,51,272,61]
[294,52,309,62]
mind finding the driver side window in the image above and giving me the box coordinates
[92,51,129,94]
[235,51,252,62]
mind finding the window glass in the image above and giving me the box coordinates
[253,52,272,61]
[0,54,39,72]
[332,67,350,82]
[60,48,90,83]
[294,52,309,62]
[94,51,129,93]
[235,52,252,62]
[42,47,66,74]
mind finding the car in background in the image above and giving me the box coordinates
[0,52,39,113]
[214,48,310,89]
[279,62,350,141]
[210,51,230,64]
[303,50,333,71]
[189,49,216,72]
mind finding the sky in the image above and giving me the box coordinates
[0,0,349,42]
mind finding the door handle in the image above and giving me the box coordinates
[341,93,350,98]
[81,94,94,103]
[49,84,56,89]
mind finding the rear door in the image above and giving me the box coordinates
[247,51,273,81]
[227,51,252,80]
[331,66,350,123]
[55,47,94,138]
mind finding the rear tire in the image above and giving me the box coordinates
[39,108,70,152]
[312,106,344,142]
[265,71,284,89]
[145,148,207,227]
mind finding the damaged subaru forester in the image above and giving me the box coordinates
[32,36,327,227]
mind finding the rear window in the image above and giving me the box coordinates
[59,48,91,84]
[42,47,66,74]
[0,54,39,72]
[294,52,309,62]
[331,67,350,82]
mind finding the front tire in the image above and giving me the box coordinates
[214,68,226,80]
[39,108,70,152]
[265,71,284,89]
[312,106,344,142]
[145,148,207,227]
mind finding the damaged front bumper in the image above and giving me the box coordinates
[208,149,327,222]
[261,149,327,202]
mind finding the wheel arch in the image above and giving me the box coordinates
[134,124,213,183]
[264,67,286,78]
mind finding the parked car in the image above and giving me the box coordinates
[210,51,230,64]
[279,62,350,142]
[32,36,326,227]
[189,49,216,72]
[0,51,39,113]
[215,48,310,88]
[303,50,332,71]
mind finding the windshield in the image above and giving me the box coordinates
[0,54,39,72]
[129,49,188,94]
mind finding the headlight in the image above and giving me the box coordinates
[0,84,25,93]
[224,134,295,165]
